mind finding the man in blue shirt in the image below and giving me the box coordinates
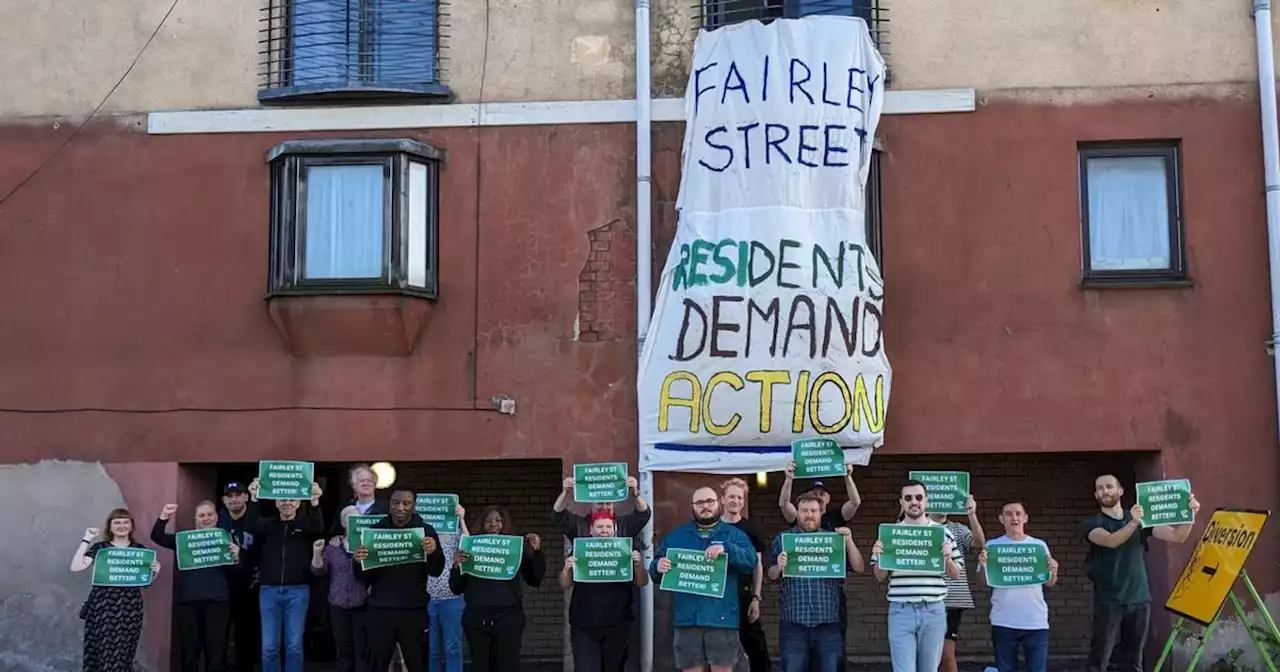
[768,493,865,672]
[651,486,757,672]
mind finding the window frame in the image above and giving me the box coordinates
[259,0,452,103]
[268,138,442,299]
[700,0,880,34]
[1077,141,1188,288]
[865,148,882,267]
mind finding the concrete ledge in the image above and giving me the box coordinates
[146,89,977,135]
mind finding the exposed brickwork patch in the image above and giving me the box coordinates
[577,219,636,343]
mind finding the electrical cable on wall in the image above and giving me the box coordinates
[0,0,183,210]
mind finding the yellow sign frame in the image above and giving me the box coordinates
[1165,508,1269,625]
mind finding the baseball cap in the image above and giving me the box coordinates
[809,480,830,493]
[223,481,247,495]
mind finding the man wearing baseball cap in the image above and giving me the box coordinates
[219,481,260,672]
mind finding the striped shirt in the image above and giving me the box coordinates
[883,522,962,603]
[942,521,976,609]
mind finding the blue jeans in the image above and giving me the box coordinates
[888,601,947,672]
[992,626,1049,672]
[779,621,843,672]
[428,598,464,672]
[259,585,310,672]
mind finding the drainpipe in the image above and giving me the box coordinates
[1254,1,1280,442]
[634,0,655,669]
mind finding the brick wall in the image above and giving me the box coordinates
[394,459,567,664]
[576,218,636,343]
[657,452,1143,665]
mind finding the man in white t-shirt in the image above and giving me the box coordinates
[977,501,1060,672]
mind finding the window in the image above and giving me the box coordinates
[1078,142,1187,286]
[259,0,451,102]
[865,149,882,266]
[268,139,441,298]
[699,0,886,47]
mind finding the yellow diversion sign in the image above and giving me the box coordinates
[1165,508,1269,625]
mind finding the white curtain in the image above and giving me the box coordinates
[304,164,384,279]
[1086,156,1172,271]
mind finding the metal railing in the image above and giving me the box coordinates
[693,0,888,58]
[259,0,451,101]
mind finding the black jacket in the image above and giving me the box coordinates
[448,535,545,616]
[245,502,324,586]
[352,513,445,610]
[150,518,238,603]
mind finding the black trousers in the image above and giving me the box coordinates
[367,607,428,672]
[462,608,525,672]
[227,586,260,672]
[737,590,772,672]
[179,601,231,672]
[1086,602,1150,672]
[571,623,630,672]
[330,605,368,672]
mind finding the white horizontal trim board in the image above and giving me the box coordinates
[147,88,975,135]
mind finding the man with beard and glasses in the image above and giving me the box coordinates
[652,487,757,672]
[1081,474,1199,672]
[353,485,446,672]
[871,480,961,672]
[767,493,865,672]
[218,481,260,672]
[719,477,769,672]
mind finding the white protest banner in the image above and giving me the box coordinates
[638,16,890,474]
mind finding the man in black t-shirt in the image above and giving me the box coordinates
[1081,474,1199,672]
[721,477,770,672]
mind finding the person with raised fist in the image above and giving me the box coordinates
[151,501,241,672]
[71,509,161,672]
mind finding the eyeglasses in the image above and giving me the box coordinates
[693,498,719,507]
[902,494,925,502]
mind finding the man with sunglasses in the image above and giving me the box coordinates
[651,486,758,672]
[871,480,962,672]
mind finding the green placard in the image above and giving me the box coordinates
[415,494,459,534]
[909,471,970,515]
[176,528,234,571]
[257,460,315,500]
[877,523,945,574]
[572,537,633,583]
[346,515,383,550]
[574,463,629,503]
[360,527,425,569]
[91,547,156,587]
[659,547,728,598]
[781,532,846,579]
[791,438,846,478]
[460,534,524,580]
[986,542,1050,588]
[1136,479,1193,528]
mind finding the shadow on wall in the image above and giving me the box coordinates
[0,460,140,672]
[1172,592,1280,671]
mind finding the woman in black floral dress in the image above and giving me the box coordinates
[71,508,161,672]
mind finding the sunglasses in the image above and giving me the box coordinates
[901,494,925,502]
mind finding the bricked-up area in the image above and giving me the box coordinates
[577,219,636,343]
[657,452,1147,664]
[392,459,567,665]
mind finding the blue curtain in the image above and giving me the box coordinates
[1085,156,1172,271]
[372,0,437,84]
[303,164,385,279]
[290,0,357,86]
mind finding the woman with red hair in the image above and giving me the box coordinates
[70,508,161,672]
[559,510,648,672]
